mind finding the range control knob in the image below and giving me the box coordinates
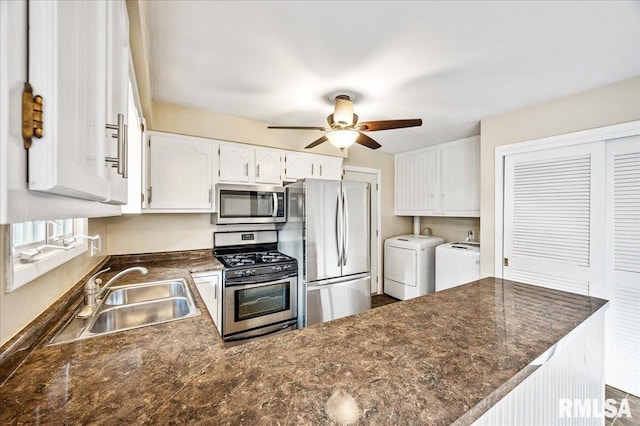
[247,269,255,276]
[274,266,282,271]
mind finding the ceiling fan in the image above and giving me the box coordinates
[267,95,422,150]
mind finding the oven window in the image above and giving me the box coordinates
[234,282,290,321]
[220,191,274,218]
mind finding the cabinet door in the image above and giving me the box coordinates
[284,152,314,180]
[315,156,343,180]
[254,149,282,184]
[395,149,437,214]
[440,139,480,214]
[28,0,110,202]
[103,0,129,205]
[219,144,250,183]
[147,134,214,210]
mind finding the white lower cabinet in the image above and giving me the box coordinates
[395,136,479,217]
[192,271,222,335]
[146,132,215,211]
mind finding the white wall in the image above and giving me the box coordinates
[480,77,640,277]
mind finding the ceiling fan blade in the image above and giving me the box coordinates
[358,119,422,132]
[355,132,381,150]
[268,125,327,131]
[305,135,329,149]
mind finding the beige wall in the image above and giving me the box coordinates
[480,77,640,277]
[419,217,480,243]
[0,218,109,345]
[153,101,347,158]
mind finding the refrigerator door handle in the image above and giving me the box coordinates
[342,187,349,266]
[335,186,343,267]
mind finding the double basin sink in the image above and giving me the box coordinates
[49,279,200,345]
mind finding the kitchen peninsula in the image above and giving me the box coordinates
[0,256,607,425]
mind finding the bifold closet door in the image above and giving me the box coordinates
[605,135,640,397]
[503,142,606,298]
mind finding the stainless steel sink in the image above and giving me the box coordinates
[104,281,187,305]
[90,297,192,333]
[48,278,200,345]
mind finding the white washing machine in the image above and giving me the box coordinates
[435,242,480,291]
[384,234,444,300]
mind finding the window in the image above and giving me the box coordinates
[7,218,98,292]
[12,219,74,253]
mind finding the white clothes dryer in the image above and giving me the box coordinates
[384,234,444,300]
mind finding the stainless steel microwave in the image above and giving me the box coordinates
[216,184,286,224]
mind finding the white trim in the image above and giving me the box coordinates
[344,165,382,294]
[7,218,90,292]
[494,120,640,278]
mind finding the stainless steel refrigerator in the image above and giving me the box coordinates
[279,179,371,327]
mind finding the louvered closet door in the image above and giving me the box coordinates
[605,135,640,397]
[503,142,605,297]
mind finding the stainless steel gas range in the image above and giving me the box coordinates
[214,230,297,346]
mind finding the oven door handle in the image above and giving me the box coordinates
[224,275,296,287]
[225,319,297,343]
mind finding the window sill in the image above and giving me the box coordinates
[8,241,89,292]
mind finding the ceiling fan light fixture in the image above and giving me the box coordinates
[326,129,358,149]
[333,96,354,126]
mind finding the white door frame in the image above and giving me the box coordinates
[494,120,640,276]
[344,165,382,294]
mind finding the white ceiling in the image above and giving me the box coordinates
[147,1,640,153]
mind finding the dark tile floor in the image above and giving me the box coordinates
[371,294,638,424]
[371,294,400,309]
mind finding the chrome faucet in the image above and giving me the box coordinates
[98,266,148,300]
[77,266,148,319]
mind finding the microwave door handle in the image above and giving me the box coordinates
[272,192,278,217]
[342,186,348,266]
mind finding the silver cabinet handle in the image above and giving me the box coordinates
[342,187,348,266]
[148,186,152,204]
[311,163,314,176]
[319,164,323,176]
[105,113,126,177]
[245,163,249,176]
[208,187,213,204]
[256,163,260,178]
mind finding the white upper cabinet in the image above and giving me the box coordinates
[395,136,479,217]
[103,0,130,205]
[28,0,110,202]
[218,144,251,183]
[254,148,283,184]
[218,144,283,185]
[315,155,343,180]
[146,133,214,211]
[17,0,130,218]
[284,152,315,180]
[284,152,343,181]
[439,138,480,214]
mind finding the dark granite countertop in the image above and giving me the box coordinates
[0,254,607,425]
